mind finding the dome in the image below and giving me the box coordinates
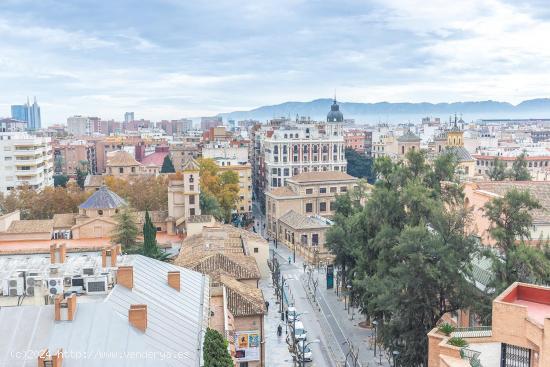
[327,99,344,122]
[79,185,127,210]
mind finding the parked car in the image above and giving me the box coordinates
[293,321,307,341]
[287,306,298,323]
[296,341,313,362]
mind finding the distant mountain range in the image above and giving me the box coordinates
[218,98,550,123]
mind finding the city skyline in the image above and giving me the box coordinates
[1,0,550,124]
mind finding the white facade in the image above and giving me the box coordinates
[202,144,249,164]
[0,132,54,193]
[263,122,347,189]
[67,116,91,136]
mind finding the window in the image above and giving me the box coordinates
[131,166,136,173]
[330,187,337,193]
[320,202,326,212]
[189,175,194,182]
[340,186,347,192]
[284,168,289,176]
[4,157,11,161]
[190,185,194,191]
[254,247,259,253]
[312,234,319,245]
[190,208,195,216]
[119,167,124,174]
[306,188,313,194]
[330,201,336,211]
[189,195,195,204]
[320,187,326,194]
[305,203,313,213]
[98,210,103,216]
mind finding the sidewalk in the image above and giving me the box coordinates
[273,242,391,367]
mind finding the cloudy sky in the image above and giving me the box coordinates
[1,0,549,124]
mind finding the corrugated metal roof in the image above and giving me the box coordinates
[79,186,128,210]
[0,255,208,367]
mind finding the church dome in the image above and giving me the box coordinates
[327,99,344,122]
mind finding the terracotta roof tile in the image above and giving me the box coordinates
[175,251,261,280]
[107,150,141,166]
[279,210,331,230]
[268,186,297,197]
[474,181,550,223]
[7,220,53,233]
[216,274,265,316]
[141,151,168,166]
[52,213,77,228]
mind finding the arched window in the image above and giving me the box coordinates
[303,145,309,153]
[283,145,288,154]
[98,210,103,216]
[274,145,279,154]
[322,145,328,153]
[313,145,318,154]
[293,145,299,154]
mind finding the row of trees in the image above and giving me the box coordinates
[488,152,531,181]
[326,150,550,366]
[197,158,240,223]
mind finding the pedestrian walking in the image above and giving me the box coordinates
[277,324,282,337]
[265,301,270,312]
[288,256,291,264]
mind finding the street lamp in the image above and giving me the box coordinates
[299,339,320,367]
[392,350,400,367]
[372,320,378,357]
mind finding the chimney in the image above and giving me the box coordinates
[38,348,63,367]
[128,304,147,332]
[167,271,180,291]
[58,244,66,264]
[54,294,77,321]
[117,266,133,289]
[50,244,56,264]
[104,245,121,268]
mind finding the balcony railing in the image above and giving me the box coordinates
[451,326,492,338]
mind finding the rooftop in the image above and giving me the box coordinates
[141,151,168,166]
[107,150,141,166]
[287,171,356,184]
[473,181,550,223]
[397,129,421,142]
[0,254,209,367]
[498,282,550,326]
[7,219,53,234]
[79,185,128,210]
[279,210,332,230]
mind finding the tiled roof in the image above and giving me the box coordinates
[474,181,550,223]
[175,251,261,280]
[445,146,474,162]
[278,210,331,230]
[216,274,265,316]
[182,158,200,171]
[6,220,53,233]
[287,171,357,183]
[107,150,141,166]
[268,186,298,197]
[52,213,77,228]
[141,151,168,166]
[84,174,104,187]
[79,185,128,209]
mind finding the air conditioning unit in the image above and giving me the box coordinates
[26,277,44,297]
[71,275,84,288]
[47,278,64,296]
[84,275,108,294]
[82,267,95,276]
[8,276,24,297]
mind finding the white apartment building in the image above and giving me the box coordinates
[67,115,91,136]
[0,132,54,193]
[202,143,249,164]
[263,100,347,191]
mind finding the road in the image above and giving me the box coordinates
[253,200,391,367]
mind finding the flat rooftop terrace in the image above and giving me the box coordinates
[500,283,550,326]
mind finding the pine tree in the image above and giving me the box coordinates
[112,208,139,252]
[203,328,233,367]
[161,155,175,173]
[508,152,531,181]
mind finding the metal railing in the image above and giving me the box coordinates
[451,326,492,338]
